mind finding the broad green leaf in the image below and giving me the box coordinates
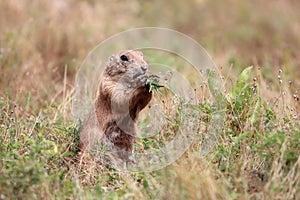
[230,66,253,99]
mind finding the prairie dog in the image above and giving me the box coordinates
[79,50,154,164]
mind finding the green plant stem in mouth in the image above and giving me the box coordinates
[146,75,164,93]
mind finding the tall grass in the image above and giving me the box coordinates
[0,0,299,199]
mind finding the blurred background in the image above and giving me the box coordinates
[1,0,299,112]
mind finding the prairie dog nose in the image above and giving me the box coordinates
[141,65,148,72]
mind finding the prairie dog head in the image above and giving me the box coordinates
[104,50,148,83]
[100,50,151,111]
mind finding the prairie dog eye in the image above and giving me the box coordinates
[120,55,129,61]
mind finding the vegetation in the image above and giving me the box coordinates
[0,0,299,199]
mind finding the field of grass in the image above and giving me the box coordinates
[0,0,299,199]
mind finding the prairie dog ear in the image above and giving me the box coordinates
[109,55,116,62]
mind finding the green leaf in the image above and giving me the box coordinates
[252,96,262,122]
[230,66,253,99]
[207,69,226,107]
[247,96,262,126]
[230,132,250,143]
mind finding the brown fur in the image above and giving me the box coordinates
[79,50,152,164]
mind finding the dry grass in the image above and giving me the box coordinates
[0,0,299,199]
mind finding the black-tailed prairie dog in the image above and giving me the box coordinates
[79,50,158,165]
